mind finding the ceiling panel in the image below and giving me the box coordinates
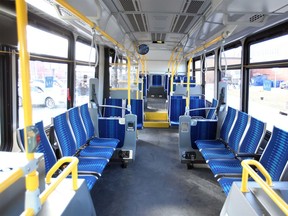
[139,0,185,13]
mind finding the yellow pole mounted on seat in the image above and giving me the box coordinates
[241,160,288,215]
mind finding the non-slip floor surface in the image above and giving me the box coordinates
[93,128,226,216]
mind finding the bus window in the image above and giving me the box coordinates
[205,55,215,102]
[194,59,202,85]
[220,46,242,109]
[249,68,288,131]
[18,61,68,128]
[75,65,95,106]
[250,35,288,63]
[18,26,69,127]
[74,41,96,106]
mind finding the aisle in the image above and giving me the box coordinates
[93,128,225,216]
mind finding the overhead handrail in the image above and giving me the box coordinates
[184,32,230,59]
[54,0,134,58]
[241,160,288,215]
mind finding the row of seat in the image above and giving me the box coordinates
[195,106,288,196]
[17,103,119,192]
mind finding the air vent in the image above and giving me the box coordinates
[143,14,148,31]
[134,0,140,11]
[127,14,139,31]
[186,1,204,14]
[173,15,186,33]
[119,0,136,11]
[182,0,189,13]
[135,14,145,31]
[249,14,266,23]
[179,16,194,33]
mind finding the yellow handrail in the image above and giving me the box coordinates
[136,64,139,99]
[127,57,131,107]
[170,48,183,94]
[186,58,193,109]
[184,34,227,59]
[241,160,288,215]
[0,168,24,193]
[54,0,133,57]
[40,157,79,204]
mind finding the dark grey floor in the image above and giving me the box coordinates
[93,128,226,216]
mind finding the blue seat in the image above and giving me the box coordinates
[17,121,98,191]
[79,103,119,148]
[195,107,238,150]
[68,107,115,159]
[217,126,288,196]
[208,117,266,177]
[152,74,162,86]
[200,111,249,161]
[53,113,109,176]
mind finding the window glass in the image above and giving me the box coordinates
[205,55,215,68]
[221,69,241,109]
[248,68,288,131]
[18,61,68,127]
[75,65,95,106]
[250,35,288,63]
[27,26,68,58]
[195,60,201,69]
[205,70,215,102]
[221,46,242,65]
[76,41,96,62]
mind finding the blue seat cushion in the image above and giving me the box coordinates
[200,148,235,161]
[79,147,114,159]
[208,159,242,177]
[195,140,226,150]
[89,137,119,148]
[78,158,108,176]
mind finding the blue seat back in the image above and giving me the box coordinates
[219,107,237,142]
[103,98,123,117]
[98,118,125,148]
[169,96,185,125]
[183,77,195,87]
[53,112,77,156]
[35,121,58,173]
[239,117,266,153]
[68,107,87,149]
[227,111,249,152]
[152,75,162,86]
[189,98,205,117]
[259,126,288,181]
[79,103,95,139]
[17,121,57,174]
[206,98,218,119]
[127,99,143,129]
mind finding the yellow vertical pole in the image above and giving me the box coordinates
[186,58,193,111]
[127,56,131,108]
[15,0,40,214]
[170,48,182,95]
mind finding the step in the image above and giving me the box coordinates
[143,121,170,128]
[145,112,168,121]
